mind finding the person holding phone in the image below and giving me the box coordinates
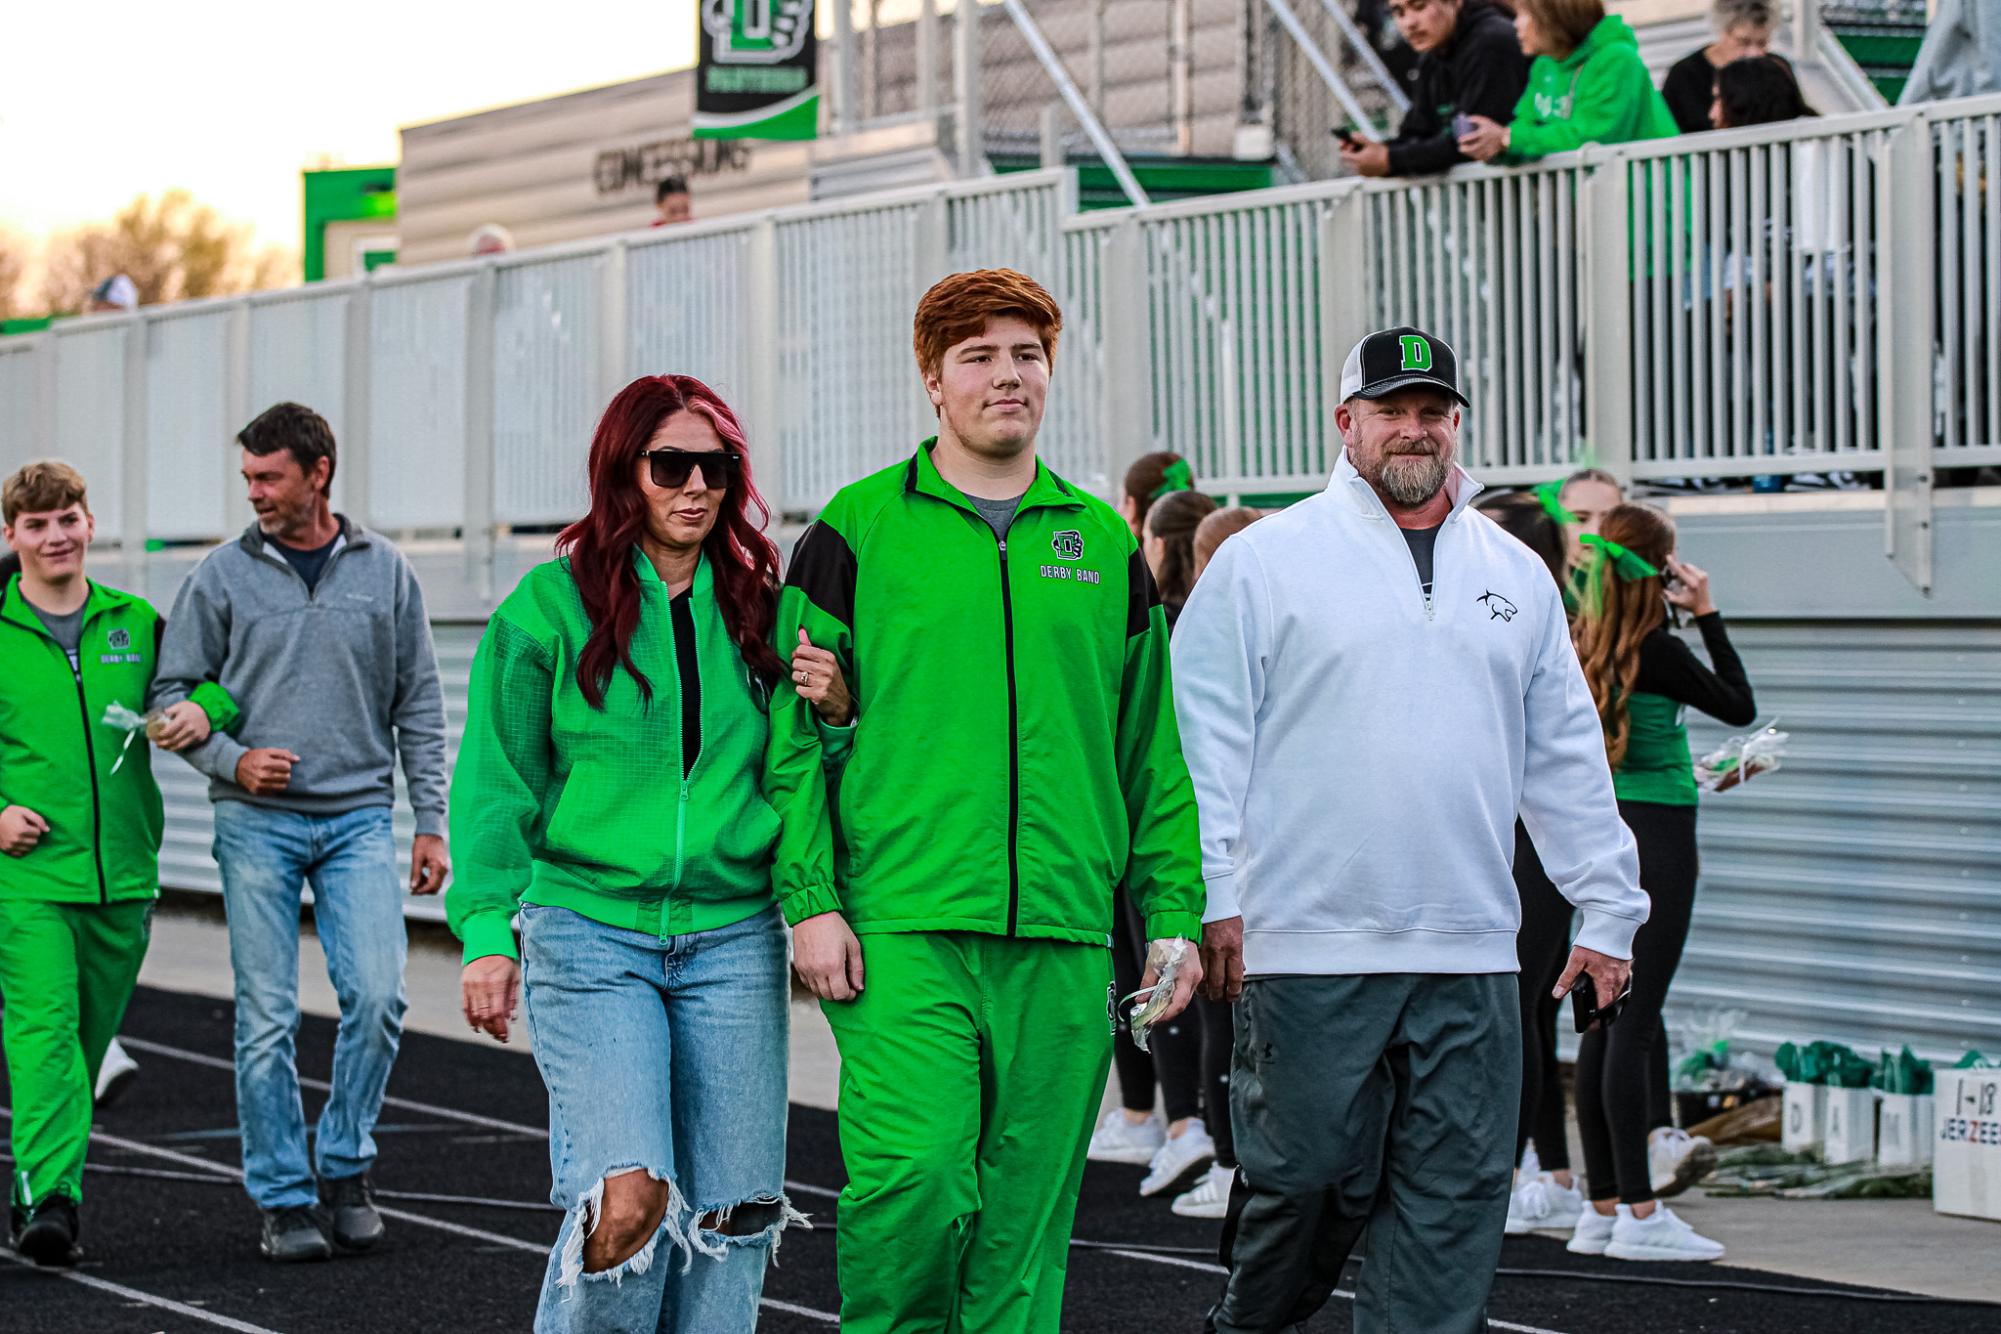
[1176,327,1647,1333]
[1340,0,1528,178]
[1566,502,1755,1262]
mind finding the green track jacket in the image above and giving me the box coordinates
[0,575,238,905]
[1506,15,1679,161]
[766,440,1205,946]
[446,553,783,964]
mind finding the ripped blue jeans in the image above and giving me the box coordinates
[521,904,800,1334]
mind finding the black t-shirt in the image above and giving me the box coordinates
[1400,524,1441,597]
[270,530,341,593]
[670,589,701,780]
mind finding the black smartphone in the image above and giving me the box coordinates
[1332,125,1361,148]
[1569,973,1632,1033]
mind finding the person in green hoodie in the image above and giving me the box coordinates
[447,375,843,1333]
[766,268,1232,1333]
[1455,0,1679,163]
[1,461,236,1267]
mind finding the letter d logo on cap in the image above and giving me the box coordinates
[1400,335,1432,372]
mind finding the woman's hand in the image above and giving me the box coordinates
[150,700,211,752]
[792,629,853,726]
[1664,556,1716,617]
[462,956,521,1043]
[1457,114,1510,163]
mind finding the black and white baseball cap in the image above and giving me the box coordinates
[1339,326,1468,407]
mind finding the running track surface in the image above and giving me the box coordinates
[1,987,1992,1333]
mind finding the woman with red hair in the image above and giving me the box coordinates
[445,375,848,1332]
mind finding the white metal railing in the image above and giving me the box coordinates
[4,98,2000,595]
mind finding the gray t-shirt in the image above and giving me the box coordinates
[967,492,1024,540]
[31,601,86,672]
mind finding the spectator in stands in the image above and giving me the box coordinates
[1710,53,1818,129]
[1,462,234,1268]
[1457,0,1679,163]
[1143,489,1219,631]
[469,223,514,257]
[1192,506,1262,582]
[1178,327,1645,1331]
[1661,0,1785,135]
[84,275,138,315]
[1090,446,1202,1173]
[1342,0,1531,178]
[654,175,694,226]
[153,403,450,1265]
[1551,465,1625,569]
[450,375,827,1332]
[1567,503,1753,1263]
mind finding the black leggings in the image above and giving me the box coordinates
[1110,887,1158,1115]
[1513,824,1574,1172]
[1153,992,1235,1165]
[1575,800,1699,1204]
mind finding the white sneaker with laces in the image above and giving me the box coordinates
[1171,1162,1235,1219]
[1088,1108,1166,1165]
[1605,1203,1726,1262]
[1648,1127,1717,1198]
[95,1037,140,1108]
[1507,1176,1586,1235]
[1140,1121,1216,1197]
[1567,1204,1619,1255]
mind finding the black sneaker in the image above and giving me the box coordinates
[259,1205,333,1263]
[17,1196,81,1267]
[319,1173,385,1252]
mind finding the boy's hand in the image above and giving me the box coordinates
[0,805,49,856]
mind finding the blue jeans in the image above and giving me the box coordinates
[211,802,408,1211]
[521,904,797,1334]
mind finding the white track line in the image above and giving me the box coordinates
[0,1112,839,1326]
[1090,1246,1568,1334]
[1,1244,285,1333]
[119,1034,843,1203]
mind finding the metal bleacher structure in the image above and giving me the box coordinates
[0,4,1996,1066]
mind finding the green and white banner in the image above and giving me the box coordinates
[694,0,819,141]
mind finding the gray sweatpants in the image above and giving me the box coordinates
[1206,973,1521,1334]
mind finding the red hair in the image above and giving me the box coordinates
[558,375,783,709]
[912,268,1062,376]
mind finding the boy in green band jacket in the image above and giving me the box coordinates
[0,462,237,1267]
[765,269,1236,1333]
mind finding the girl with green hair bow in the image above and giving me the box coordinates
[1564,500,1757,1260]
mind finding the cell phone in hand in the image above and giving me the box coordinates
[1332,125,1361,148]
[1453,113,1476,138]
[1569,973,1632,1033]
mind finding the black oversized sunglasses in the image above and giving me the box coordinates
[640,448,742,490]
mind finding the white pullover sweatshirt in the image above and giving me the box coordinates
[1172,451,1649,976]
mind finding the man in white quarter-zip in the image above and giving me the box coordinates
[1174,327,1650,1334]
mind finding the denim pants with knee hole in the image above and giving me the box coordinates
[521,903,796,1334]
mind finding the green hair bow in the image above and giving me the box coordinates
[1578,532,1660,582]
[1534,479,1577,526]
[1150,458,1194,500]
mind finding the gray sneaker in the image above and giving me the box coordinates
[319,1173,386,1252]
[259,1205,333,1263]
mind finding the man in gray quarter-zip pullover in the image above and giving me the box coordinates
[151,402,450,1264]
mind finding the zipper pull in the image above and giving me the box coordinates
[1425,595,1436,622]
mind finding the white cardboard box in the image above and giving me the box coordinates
[1933,1069,2001,1222]
[1782,1081,1826,1152]
[1878,1093,1935,1167]
[1822,1087,1876,1165]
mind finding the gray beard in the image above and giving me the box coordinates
[1372,452,1449,507]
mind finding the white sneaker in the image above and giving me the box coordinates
[1088,1109,1165,1165]
[1518,1143,1542,1180]
[95,1037,139,1108]
[1171,1162,1235,1219]
[1506,1176,1586,1235]
[1605,1203,1726,1262]
[1567,1204,1619,1255]
[1648,1128,1717,1198]
[1140,1121,1216,1197]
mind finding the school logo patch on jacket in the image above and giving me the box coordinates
[107,628,131,650]
[1051,530,1085,561]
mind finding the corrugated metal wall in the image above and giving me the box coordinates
[1673,620,2001,1064]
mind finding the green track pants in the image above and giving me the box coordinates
[0,899,151,1210]
[824,932,1114,1334]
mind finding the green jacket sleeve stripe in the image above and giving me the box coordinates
[1116,550,1206,943]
